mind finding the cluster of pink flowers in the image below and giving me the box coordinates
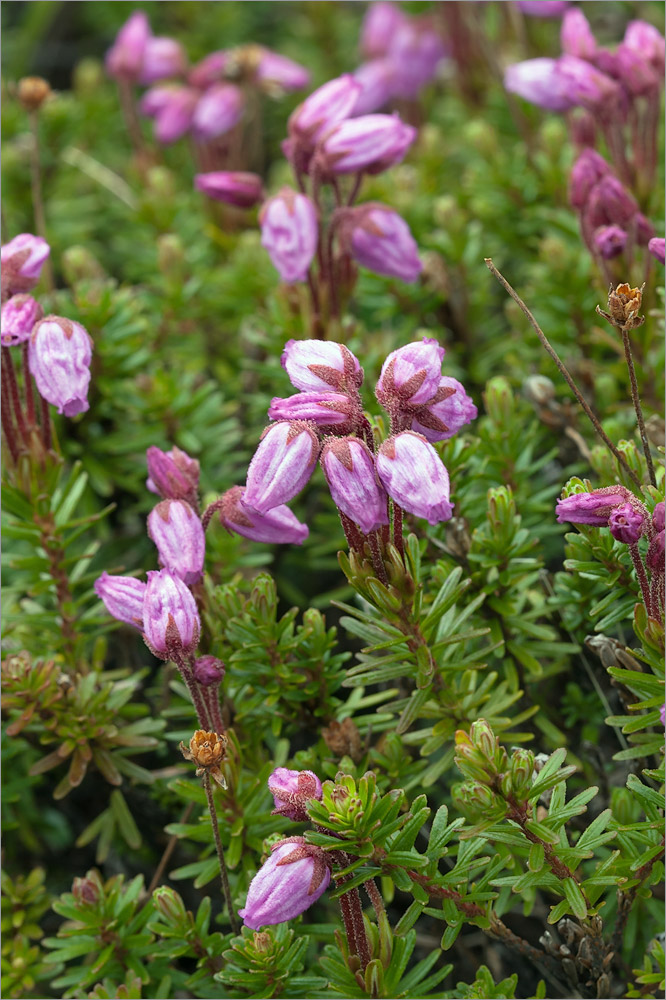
[1,234,94,463]
[235,337,476,545]
[106,11,310,146]
[557,489,664,624]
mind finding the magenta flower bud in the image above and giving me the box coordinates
[594,225,627,260]
[105,11,150,81]
[192,83,244,142]
[412,376,478,442]
[147,500,205,586]
[268,767,323,820]
[146,445,200,502]
[653,503,665,532]
[635,214,655,247]
[376,337,445,409]
[219,486,309,545]
[504,59,574,112]
[321,437,389,534]
[194,171,264,208]
[94,572,146,629]
[1,233,51,296]
[188,50,229,90]
[555,485,632,526]
[1,294,43,346]
[568,149,611,210]
[586,176,639,229]
[660,704,665,726]
[517,1,569,16]
[345,204,421,283]
[352,60,396,116]
[360,2,407,59]
[615,44,660,96]
[281,339,363,394]
[268,391,356,430]
[141,86,197,144]
[623,21,665,74]
[142,568,200,660]
[316,113,415,176]
[139,36,187,85]
[193,655,225,687]
[377,431,454,525]
[28,316,92,417]
[646,531,665,574]
[256,49,310,92]
[239,839,331,930]
[608,503,646,545]
[560,9,596,59]
[244,421,319,515]
[387,20,447,99]
[648,238,665,264]
[288,75,362,148]
[260,188,318,284]
[557,55,621,112]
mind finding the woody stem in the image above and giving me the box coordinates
[203,771,239,935]
[21,342,36,426]
[621,326,657,488]
[629,543,654,618]
[338,878,371,972]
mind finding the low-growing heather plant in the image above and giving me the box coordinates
[1,2,664,999]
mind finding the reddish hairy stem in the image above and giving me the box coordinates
[21,341,36,427]
[629,543,654,618]
[2,346,29,444]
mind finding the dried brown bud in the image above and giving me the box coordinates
[17,76,52,111]
[596,282,645,331]
[322,717,363,763]
[253,931,272,952]
[180,729,227,787]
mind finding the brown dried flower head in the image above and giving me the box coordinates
[180,729,227,788]
[322,717,363,763]
[596,282,645,331]
[17,76,52,111]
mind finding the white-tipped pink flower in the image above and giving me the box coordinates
[28,316,92,417]
[244,420,319,514]
[140,85,198,144]
[239,839,330,930]
[260,188,318,284]
[288,75,362,148]
[95,573,146,629]
[1,233,51,297]
[1,294,43,347]
[316,113,416,176]
[387,19,447,99]
[321,437,389,534]
[105,11,150,81]
[412,376,478,442]
[142,568,200,659]
[376,431,454,525]
[219,486,309,545]
[192,83,244,142]
[194,171,264,208]
[256,49,310,92]
[188,50,229,90]
[268,392,356,430]
[648,238,665,265]
[504,58,575,112]
[345,204,421,283]
[360,2,408,59]
[352,60,396,115]
[139,36,187,85]
[560,9,597,60]
[147,500,206,586]
[376,337,445,409]
[146,445,200,503]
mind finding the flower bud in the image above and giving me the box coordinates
[188,50,229,89]
[143,569,200,659]
[560,9,596,60]
[586,175,639,228]
[608,503,646,544]
[555,484,633,526]
[568,149,611,210]
[648,238,665,265]
[17,76,52,111]
[288,75,361,149]
[141,85,198,144]
[343,204,421,283]
[360,2,407,59]
[147,499,205,586]
[194,170,264,208]
[139,36,187,85]
[94,572,146,629]
[652,502,665,533]
[1,233,51,297]
[387,19,447,99]
[268,391,356,431]
[504,58,574,112]
[646,531,664,573]
[557,55,621,112]
[192,83,244,142]
[510,748,536,797]
[72,874,101,906]
[105,12,150,81]
[244,421,319,515]
[615,43,660,96]
[623,20,665,75]
[260,188,318,284]
[239,839,331,929]
[351,60,396,116]
[146,445,200,503]
[376,337,445,410]
[376,431,453,525]
[411,376,478,442]
[256,49,310,93]
[1,294,43,346]
[315,113,416,176]
[517,1,570,15]
[593,225,627,260]
[28,315,92,417]
[470,719,497,761]
[219,486,309,545]
[268,767,323,820]
[193,656,225,687]
[281,339,363,393]
[320,437,389,534]
[153,886,188,926]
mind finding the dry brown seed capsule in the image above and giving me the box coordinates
[180,729,228,787]
[17,77,52,111]
[596,282,645,330]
